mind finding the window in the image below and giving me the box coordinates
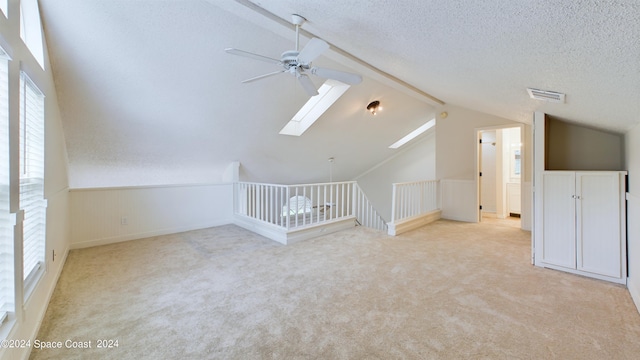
[279,80,350,136]
[0,0,7,18]
[512,148,521,176]
[20,72,46,290]
[0,51,11,324]
[20,0,45,69]
[388,118,436,149]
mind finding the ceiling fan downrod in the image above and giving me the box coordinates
[292,14,306,51]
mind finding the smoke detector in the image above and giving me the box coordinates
[527,88,566,103]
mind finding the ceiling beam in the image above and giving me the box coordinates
[235,0,445,106]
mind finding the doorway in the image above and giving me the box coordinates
[477,126,522,227]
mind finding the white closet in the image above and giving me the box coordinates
[541,171,627,284]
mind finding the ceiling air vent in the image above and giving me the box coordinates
[527,88,565,103]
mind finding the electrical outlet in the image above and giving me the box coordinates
[121,217,128,225]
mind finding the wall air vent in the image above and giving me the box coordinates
[526,88,565,103]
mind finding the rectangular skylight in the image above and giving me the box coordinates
[279,79,350,136]
[389,118,436,149]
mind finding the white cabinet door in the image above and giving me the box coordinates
[541,171,626,283]
[576,172,621,277]
[542,172,576,269]
[507,183,521,215]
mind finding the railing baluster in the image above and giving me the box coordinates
[330,183,334,220]
[302,186,307,226]
[309,185,314,225]
[341,183,345,218]
[391,183,397,223]
[269,185,273,224]
[389,180,440,224]
[323,185,327,222]
[234,181,388,232]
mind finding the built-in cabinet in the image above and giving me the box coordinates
[507,182,521,215]
[541,171,627,284]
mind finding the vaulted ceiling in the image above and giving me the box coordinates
[40,0,640,188]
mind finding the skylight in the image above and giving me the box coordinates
[0,1,7,18]
[279,79,350,136]
[389,118,436,149]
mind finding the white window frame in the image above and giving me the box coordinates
[0,50,11,328]
[19,71,46,297]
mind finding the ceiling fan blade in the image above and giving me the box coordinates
[296,38,330,65]
[311,67,363,85]
[225,48,282,65]
[241,70,286,83]
[297,73,319,96]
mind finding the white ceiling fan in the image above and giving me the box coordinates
[225,14,362,97]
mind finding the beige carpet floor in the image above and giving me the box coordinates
[30,220,640,359]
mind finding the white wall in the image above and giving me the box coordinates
[70,184,234,249]
[625,122,640,313]
[355,130,436,222]
[436,105,521,222]
[546,117,624,171]
[441,179,476,222]
[0,1,71,358]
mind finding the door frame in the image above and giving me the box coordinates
[475,123,526,224]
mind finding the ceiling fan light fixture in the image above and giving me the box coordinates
[367,100,381,115]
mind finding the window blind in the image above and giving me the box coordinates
[19,72,45,287]
[0,55,11,323]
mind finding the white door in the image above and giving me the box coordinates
[477,132,483,221]
[480,131,497,214]
[576,172,621,277]
[542,172,576,268]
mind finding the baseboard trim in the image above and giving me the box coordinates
[23,245,71,360]
[286,217,356,245]
[441,214,477,223]
[4,244,71,360]
[233,216,288,244]
[70,220,232,249]
[387,210,441,236]
[233,215,356,245]
[538,262,626,285]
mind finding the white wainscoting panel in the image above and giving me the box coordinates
[440,179,477,222]
[627,192,640,314]
[70,183,233,249]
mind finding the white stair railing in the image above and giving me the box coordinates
[285,182,356,229]
[235,181,387,232]
[235,181,357,230]
[391,180,440,223]
[353,184,387,231]
[235,182,289,228]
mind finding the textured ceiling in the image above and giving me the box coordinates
[40,0,640,187]
[239,0,640,131]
